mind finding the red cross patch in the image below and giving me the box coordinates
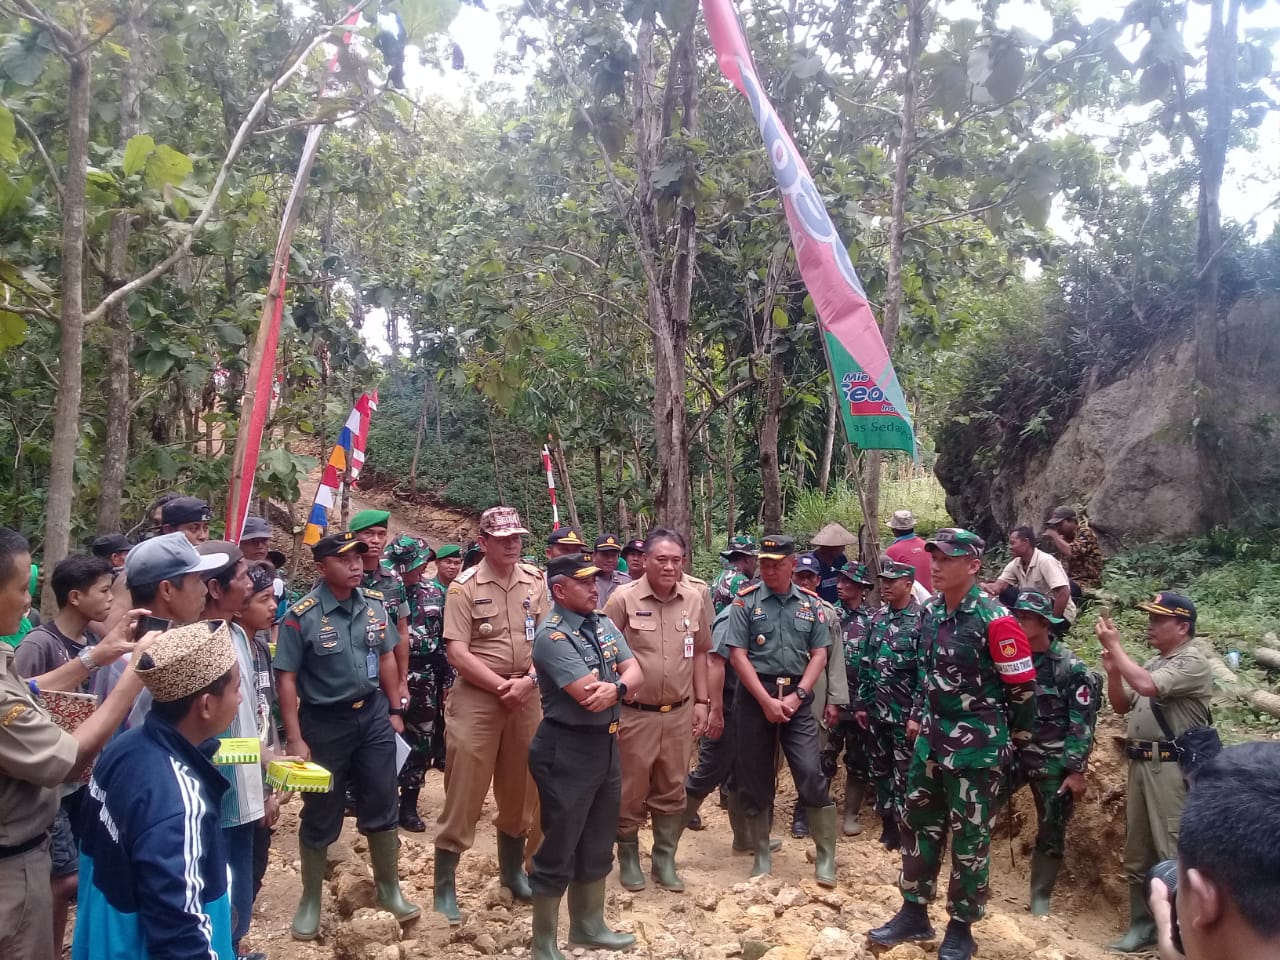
[1075,686,1092,707]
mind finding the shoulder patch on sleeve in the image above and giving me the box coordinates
[290,596,318,616]
[454,566,478,585]
[549,631,568,641]
[683,574,708,587]
[363,588,385,601]
[519,562,546,579]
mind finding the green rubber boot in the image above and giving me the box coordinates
[531,894,566,960]
[1107,883,1157,952]
[842,782,866,836]
[497,831,534,902]
[567,879,637,950]
[290,843,328,941]
[1029,850,1063,917]
[745,810,773,877]
[809,804,838,888]
[728,797,781,854]
[649,812,687,892]
[433,847,462,924]
[616,836,645,891]
[368,830,422,923]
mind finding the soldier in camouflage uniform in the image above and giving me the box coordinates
[821,563,874,837]
[350,509,412,702]
[869,528,1036,960]
[1007,590,1100,916]
[386,535,446,831]
[711,536,758,613]
[855,560,923,850]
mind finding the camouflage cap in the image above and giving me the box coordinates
[386,534,431,571]
[719,535,758,560]
[479,506,530,537]
[925,527,985,558]
[837,562,874,586]
[878,559,916,580]
[1013,589,1064,625]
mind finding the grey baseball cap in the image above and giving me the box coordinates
[125,532,229,588]
[240,516,270,541]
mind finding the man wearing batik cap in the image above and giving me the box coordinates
[711,536,758,614]
[884,510,932,591]
[239,516,272,564]
[434,507,548,923]
[1008,589,1100,917]
[74,620,243,960]
[1096,591,1212,953]
[592,533,631,606]
[870,528,1036,960]
[160,496,212,545]
[546,527,591,561]
[274,531,418,940]
[809,523,856,604]
[349,509,411,707]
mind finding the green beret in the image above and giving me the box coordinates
[349,509,391,532]
[435,544,461,559]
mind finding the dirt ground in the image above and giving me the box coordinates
[235,714,1140,960]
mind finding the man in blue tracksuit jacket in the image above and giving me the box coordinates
[74,620,243,960]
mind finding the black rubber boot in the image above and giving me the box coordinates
[497,832,534,902]
[1107,883,1158,953]
[1029,850,1063,917]
[567,879,636,950]
[938,918,976,960]
[616,836,645,891]
[867,900,935,946]
[685,791,707,831]
[879,813,901,851]
[433,847,462,924]
[369,829,422,923]
[398,786,426,832]
[531,893,566,960]
[649,813,686,892]
[290,843,327,941]
[790,801,810,838]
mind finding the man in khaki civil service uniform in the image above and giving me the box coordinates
[434,507,549,923]
[602,528,713,893]
[1095,591,1213,953]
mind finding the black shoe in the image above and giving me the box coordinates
[687,811,705,831]
[399,806,426,832]
[790,806,809,839]
[343,786,358,819]
[867,901,935,946]
[879,815,901,851]
[938,919,975,960]
[717,789,728,810]
[432,755,447,772]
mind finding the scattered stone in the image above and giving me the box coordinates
[695,888,721,910]
[481,879,514,909]
[332,908,402,960]
[742,939,777,960]
[473,933,498,955]
[806,927,864,960]
[771,885,810,911]
[1032,949,1066,960]
[331,867,377,918]
[879,946,928,960]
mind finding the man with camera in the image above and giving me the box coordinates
[1096,592,1213,953]
[1146,741,1280,960]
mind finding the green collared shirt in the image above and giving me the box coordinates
[274,582,394,705]
[533,605,633,726]
[724,581,832,677]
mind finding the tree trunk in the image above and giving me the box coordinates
[487,413,505,503]
[615,457,628,534]
[724,397,737,541]
[550,435,580,528]
[593,446,606,532]
[408,376,429,492]
[702,460,714,552]
[97,9,142,534]
[1193,0,1240,530]
[760,348,785,533]
[41,52,91,615]
[818,386,838,495]
[863,0,923,535]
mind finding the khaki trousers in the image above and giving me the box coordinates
[0,840,53,960]
[435,678,541,852]
[1123,756,1188,885]
[617,701,693,834]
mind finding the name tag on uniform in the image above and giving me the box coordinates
[796,608,816,623]
[683,635,694,658]
[319,626,339,649]
[366,649,379,679]
[525,615,536,644]
[751,607,767,621]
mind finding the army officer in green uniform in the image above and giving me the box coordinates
[724,534,839,888]
[274,531,420,941]
[528,554,643,960]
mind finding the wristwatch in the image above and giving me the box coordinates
[615,680,628,700]
[78,646,100,674]
[795,685,811,703]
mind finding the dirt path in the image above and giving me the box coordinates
[241,720,1135,960]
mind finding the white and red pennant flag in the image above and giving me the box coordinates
[542,441,560,530]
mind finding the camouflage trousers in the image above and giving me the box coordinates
[1024,775,1075,860]
[898,752,1001,923]
[867,721,912,821]
[822,707,871,783]
[398,648,455,790]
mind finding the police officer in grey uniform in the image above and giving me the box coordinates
[274,531,419,940]
[529,554,643,960]
[724,534,838,887]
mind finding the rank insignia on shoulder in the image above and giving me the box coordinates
[364,588,385,600]
[455,567,478,585]
[549,631,568,641]
[737,582,758,596]
[548,614,563,625]
[291,596,318,616]
[798,586,819,598]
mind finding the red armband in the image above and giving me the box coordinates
[988,615,1034,683]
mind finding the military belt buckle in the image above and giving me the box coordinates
[608,721,619,734]
[351,699,364,710]
[659,704,672,713]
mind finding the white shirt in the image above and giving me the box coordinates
[999,549,1077,622]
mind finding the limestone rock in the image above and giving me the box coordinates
[332,866,377,919]
[473,933,498,955]
[771,885,810,912]
[332,908,402,960]
[741,938,776,960]
[806,927,865,960]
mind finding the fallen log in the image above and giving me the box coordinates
[1253,647,1280,673]
[1244,688,1280,720]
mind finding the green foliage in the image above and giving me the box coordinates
[784,476,950,545]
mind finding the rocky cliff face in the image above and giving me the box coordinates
[937,295,1280,549]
